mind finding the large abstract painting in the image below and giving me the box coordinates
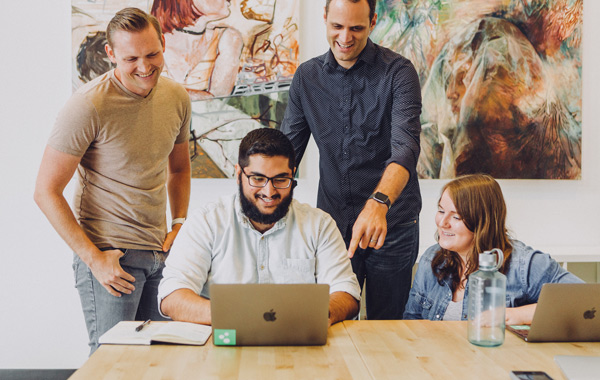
[372,0,582,179]
[72,0,299,178]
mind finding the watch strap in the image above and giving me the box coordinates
[369,192,391,209]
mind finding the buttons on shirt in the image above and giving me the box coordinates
[258,235,268,281]
[281,42,422,236]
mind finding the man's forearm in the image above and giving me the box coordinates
[372,162,410,206]
[328,291,359,325]
[160,288,212,325]
[167,142,191,220]
[167,171,190,219]
[348,162,412,255]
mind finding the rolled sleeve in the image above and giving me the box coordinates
[157,210,214,315]
[386,60,422,173]
[314,214,361,301]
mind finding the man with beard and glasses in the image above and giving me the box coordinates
[158,128,361,326]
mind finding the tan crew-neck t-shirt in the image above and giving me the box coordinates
[48,70,191,250]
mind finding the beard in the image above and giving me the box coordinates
[238,179,294,226]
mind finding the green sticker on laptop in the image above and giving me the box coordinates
[214,329,236,345]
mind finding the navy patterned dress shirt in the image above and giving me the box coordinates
[281,39,422,236]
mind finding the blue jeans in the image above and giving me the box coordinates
[347,218,419,320]
[73,248,169,355]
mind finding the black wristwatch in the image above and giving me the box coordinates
[369,192,391,209]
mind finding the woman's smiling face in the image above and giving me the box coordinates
[435,189,474,258]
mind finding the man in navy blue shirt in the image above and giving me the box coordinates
[281,0,422,319]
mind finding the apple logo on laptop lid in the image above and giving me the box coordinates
[263,309,277,322]
[583,307,596,320]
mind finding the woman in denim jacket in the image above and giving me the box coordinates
[403,174,582,324]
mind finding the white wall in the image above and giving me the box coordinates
[0,0,598,369]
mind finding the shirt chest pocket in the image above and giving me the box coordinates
[270,258,316,284]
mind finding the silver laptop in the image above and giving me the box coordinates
[507,283,600,342]
[210,283,330,346]
[554,355,600,380]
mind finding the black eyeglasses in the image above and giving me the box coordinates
[241,169,294,189]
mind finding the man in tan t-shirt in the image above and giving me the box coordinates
[34,8,191,354]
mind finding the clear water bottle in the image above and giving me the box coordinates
[467,248,507,347]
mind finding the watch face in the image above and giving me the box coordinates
[373,192,389,202]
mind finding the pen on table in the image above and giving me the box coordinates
[135,319,151,332]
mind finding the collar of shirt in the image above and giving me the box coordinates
[323,38,378,71]
[233,193,289,236]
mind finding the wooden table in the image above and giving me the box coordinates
[343,320,600,380]
[70,321,600,379]
[68,322,370,380]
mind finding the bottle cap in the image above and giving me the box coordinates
[479,248,504,270]
[478,253,496,268]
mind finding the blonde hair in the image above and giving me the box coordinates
[106,7,163,48]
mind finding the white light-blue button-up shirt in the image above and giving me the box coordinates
[158,194,361,308]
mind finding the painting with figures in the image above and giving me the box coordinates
[72,0,299,178]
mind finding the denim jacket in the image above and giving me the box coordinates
[403,240,583,320]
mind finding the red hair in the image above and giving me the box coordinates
[151,0,203,34]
